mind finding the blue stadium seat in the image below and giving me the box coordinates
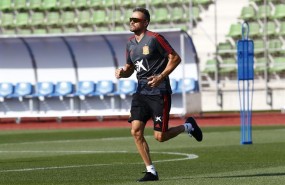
[9,82,33,101]
[169,78,178,93]
[52,81,73,100]
[36,82,55,101]
[92,80,114,99]
[176,78,197,93]
[75,81,95,100]
[115,80,137,99]
[0,82,14,102]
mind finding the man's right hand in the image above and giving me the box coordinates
[115,68,124,79]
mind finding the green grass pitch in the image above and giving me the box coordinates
[0,126,284,185]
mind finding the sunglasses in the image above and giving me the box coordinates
[129,17,144,23]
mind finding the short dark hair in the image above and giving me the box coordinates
[133,7,150,23]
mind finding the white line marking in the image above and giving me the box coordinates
[0,151,198,173]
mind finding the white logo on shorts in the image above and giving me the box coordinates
[155,116,162,122]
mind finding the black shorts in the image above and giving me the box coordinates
[128,93,171,132]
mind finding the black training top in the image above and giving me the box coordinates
[126,30,174,95]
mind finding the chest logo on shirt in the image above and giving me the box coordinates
[142,45,149,55]
[135,59,147,72]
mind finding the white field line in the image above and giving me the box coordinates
[0,151,198,173]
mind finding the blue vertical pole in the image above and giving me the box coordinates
[237,22,254,145]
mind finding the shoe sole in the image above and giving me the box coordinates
[187,117,203,142]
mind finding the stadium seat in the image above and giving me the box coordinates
[248,22,261,38]
[264,21,277,37]
[239,5,256,21]
[18,28,32,35]
[15,12,30,27]
[2,28,16,35]
[77,10,91,26]
[75,81,95,100]
[217,41,235,57]
[203,59,216,74]
[114,80,137,99]
[113,9,124,24]
[92,10,107,25]
[171,7,186,23]
[0,82,14,102]
[35,82,55,101]
[58,0,73,10]
[41,0,58,10]
[89,0,105,9]
[13,0,27,10]
[187,6,201,22]
[227,23,242,39]
[257,4,272,20]
[48,27,62,34]
[135,0,147,7]
[153,7,169,23]
[270,57,285,74]
[46,11,60,26]
[92,80,114,99]
[0,0,12,11]
[271,4,285,20]
[30,12,45,27]
[220,58,237,75]
[1,13,15,27]
[63,26,77,33]
[152,0,166,7]
[278,21,285,36]
[74,0,88,9]
[254,39,265,56]
[29,0,42,10]
[9,82,33,101]
[52,81,73,100]
[61,11,75,26]
[169,78,178,93]
[33,28,47,34]
[176,78,196,93]
[269,39,283,56]
[254,57,267,74]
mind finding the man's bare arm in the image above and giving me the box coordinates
[115,63,135,79]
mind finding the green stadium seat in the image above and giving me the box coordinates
[58,0,73,10]
[254,39,265,56]
[171,7,185,23]
[217,41,235,57]
[81,26,94,33]
[257,5,272,20]
[29,0,42,10]
[154,7,169,23]
[114,25,126,31]
[264,21,277,36]
[152,0,166,6]
[270,57,285,73]
[18,28,32,35]
[30,12,45,26]
[74,0,88,9]
[254,57,267,74]
[0,12,14,27]
[77,10,91,25]
[33,28,47,34]
[13,0,27,10]
[249,0,263,5]
[0,0,12,11]
[63,27,77,33]
[227,23,242,38]
[41,0,58,10]
[95,26,109,32]
[248,22,261,38]
[220,58,237,74]
[271,4,285,20]
[46,11,60,26]
[187,6,201,22]
[2,28,15,35]
[278,21,285,36]
[121,0,133,7]
[194,0,213,6]
[135,0,146,7]
[112,10,124,24]
[15,12,30,27]
[61,11,75,25]
[239,5,256,21]
[269,39,283,55]
[89,0,105,9]
[92,10,107,25]
[203,59,216,74]
[48,27,62,34]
